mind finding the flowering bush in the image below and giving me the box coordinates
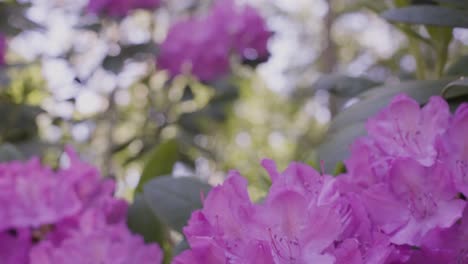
[158,0,271,82]
[87,0,160,17]
[0,147,162,264]
[175,94,468,263]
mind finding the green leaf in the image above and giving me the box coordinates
[127,195,170,245]
[433,0,468,9]
[0,3,43,34]
[447,95,468,111]
[329,79,453,132]
[142,176,211,233]
[173,240,190,256]
[0,103,42,142]
[441,77,468,109]
[127,195,172,263]
[426,26,452,77]
[382,5,468,28]
[446,55,468,76]
[313,75,381,97]
[103,43,158,73]
[136,139,179,192]
[0,69,10,87]
[15,140,59,159]
[0,143,23,162]
[442,77,468,96]
[318,122,366,174]
[394,0,411,7]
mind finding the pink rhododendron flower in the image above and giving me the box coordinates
[406,206,468,263]
[158,0,270,81]
[177,93,468,264]
[0,147,163,263]
[87,0,160,17]
[361,159,464,246]
[0,158,81,230]
[347,95,451,183]
[345,94,467,247]
[60,147,129,225]
[157,17,231,82]
[176,161,385,264]
[263,161,409,263]
[442,103,468,196]
[30,224,162,264]
[345,138,390,185]
[366,94,450,167]
[180,172,272,263]
[331,178,410,264]
[210,0,270,60]
[0,229,31,264]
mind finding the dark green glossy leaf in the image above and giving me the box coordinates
[382,6,468,28]
[103,43,158,73]
[313,75,381,97]
[15,141,60,159]
[411,0,437,5]
[434,0,468,8]
[329,79,453,132]
[127,195,171,263]
[0,3,43,34]
[127,195,169,245]
[442,77,468,110]
[173,240,190,256]
[318,122,366,174]
[442,77,468,97]
[0,69,9,87]
[142,176,211,233]
[446,55,468,76]
[136,139,179,192]
[0,143,23,162]
[0,103,42,142]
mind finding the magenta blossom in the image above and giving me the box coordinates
[0,147,163,263]
[157,16,231,82]
[347,94,450,181]
[406,206,468,263]
[345,138,390,185]
[441,103,468,196]
[210,0,271,60]
[176,93,468,263]
[30,224,162,264]
[0,229,31,264]
[361,158,464,246]
[87,0,160,17]
[176,159,416,263]
[158,0,270,81]
[366,94,450,167]
[0,158,81,231]
[344,94,467,247]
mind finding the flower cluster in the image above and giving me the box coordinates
[0,147,162,264]
[87,0,160,17]
[175,94,468,263]
[0,34,6,66]
[157,0,271,82]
